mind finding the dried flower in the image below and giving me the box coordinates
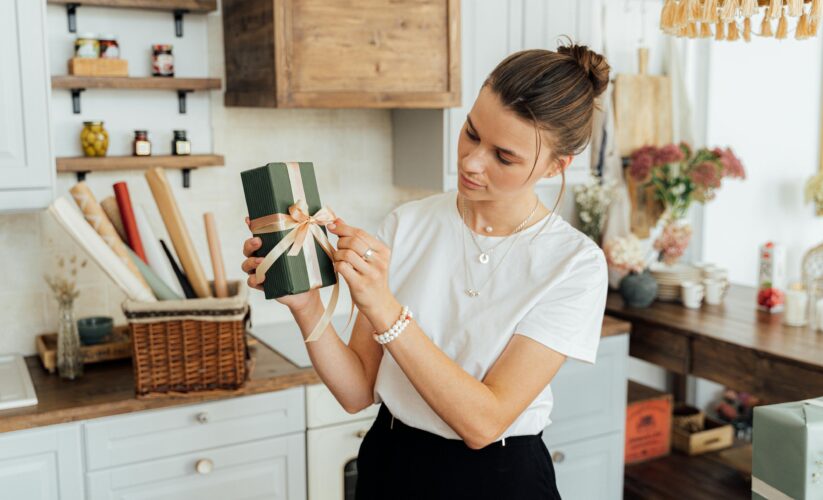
[653,221,693,265]
[44,254,87,304]
[603,234,648,274]
[655,144,685,165]
[629,146,657,183]
[689,161,722,190]
[573,175,616,243]
[713,147,746,179]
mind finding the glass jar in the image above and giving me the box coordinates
[75,33,99,58]
[80,121,109,157]
[172,130,191,156]
[133,130,151,156]
[56,296,83,380]
[99,34,120,59]
[152,44,174,77]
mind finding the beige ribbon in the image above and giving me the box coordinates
[249,199,350,342]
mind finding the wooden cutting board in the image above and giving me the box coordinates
[614,48,673,158]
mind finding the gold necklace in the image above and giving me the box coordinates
[461,196,539,264]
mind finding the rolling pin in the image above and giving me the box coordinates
[204,212,229,298]
[145,167,212,298]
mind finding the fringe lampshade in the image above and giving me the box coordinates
[660,0,822,41]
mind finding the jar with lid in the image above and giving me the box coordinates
[152,44,174,77]
[172,130,190,156]
[99,35,120,59]
[133,130,151,156]
[80,121,109,157]
[75,33,99,58]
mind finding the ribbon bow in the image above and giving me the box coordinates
[249,200,351,342]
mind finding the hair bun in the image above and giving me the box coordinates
[558,43,610,97]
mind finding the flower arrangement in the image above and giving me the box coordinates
[804,172,823,215]
[44,255,87,305]
[573,175,616,244]
[629,142,746,264]
[603,234,648,275]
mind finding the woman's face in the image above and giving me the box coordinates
[456,86,570,201]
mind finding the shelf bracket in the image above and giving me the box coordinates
[75,171,89,183]
[71,88,85,114]
[181,167,195,188]
[66,3,79,33]
[177,89,193,114]
[173,10,188,37]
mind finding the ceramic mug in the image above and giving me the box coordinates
[703,278,724,305]
[681,280,704,309]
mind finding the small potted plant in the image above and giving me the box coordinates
[604,234,658,308]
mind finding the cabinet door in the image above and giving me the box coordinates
[87,433,306,500]
[307,417,375,500]
[0,424,84,500]
[0,0,54,211]
[224,0,460,108]
[546,432,624,500]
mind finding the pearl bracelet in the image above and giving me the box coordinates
[373,306,413,345]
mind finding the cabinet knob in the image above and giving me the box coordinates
[355,429,369,439]
[551,451,565,464]
[196,412,209,424]
[195,458,214,475]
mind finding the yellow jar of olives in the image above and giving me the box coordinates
[80,121,109,157]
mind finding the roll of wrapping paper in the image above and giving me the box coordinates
[48,197,156,302]
[160,238,196,299]
[145,167,212,298]
[113,182,147,263]
[100,196,128,242]
[204,212,228,298]
[126,247,182,301]
[134,204,185,298]
[69,182,151,293]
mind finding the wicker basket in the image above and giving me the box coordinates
[123,281,250,397]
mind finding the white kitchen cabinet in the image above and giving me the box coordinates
[548,431,624,500]
[393,0,602,191]
[87,433,306,500]
[0,423,84,500]
[0,0,55,212]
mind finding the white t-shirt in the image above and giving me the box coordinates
[373,191,608,440]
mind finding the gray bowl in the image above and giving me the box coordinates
[77,316,113,345]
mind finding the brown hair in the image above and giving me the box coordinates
[483,39,610,237]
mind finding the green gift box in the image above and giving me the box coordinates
[752,398,823,500]
[241,162,337,300]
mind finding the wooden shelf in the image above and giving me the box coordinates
[52,76,221,91]
[47,0,217,13]
[52,76,221,114]
[56,154,224,173]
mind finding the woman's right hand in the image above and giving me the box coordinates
[242,219,321,313]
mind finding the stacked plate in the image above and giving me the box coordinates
[649,262,702,302]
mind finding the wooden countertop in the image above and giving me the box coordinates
[0,316,629,434]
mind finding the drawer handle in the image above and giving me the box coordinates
[195,458,214,475]
[552,451,565,464]
[355,429,369,439]
[196,412,209,424]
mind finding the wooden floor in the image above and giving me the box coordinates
[624,451,751,499]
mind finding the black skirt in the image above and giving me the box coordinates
[355,403,562,500]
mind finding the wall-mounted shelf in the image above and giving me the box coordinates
[51,76,222,114]
[57,154,224,187]
[47,0,218,36]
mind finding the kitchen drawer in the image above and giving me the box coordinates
[87,432,306,500]
[306,383,379,429]
[542,334,628,446]
[84,387,305,471]
[545,432,624,500]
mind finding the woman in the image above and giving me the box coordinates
[242,41,611,499]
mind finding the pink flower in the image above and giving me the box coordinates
[655,144,685,165]
[653,222,693,265]
[712,147,746,179]
[689,161,722,189]
[629,145,657,183]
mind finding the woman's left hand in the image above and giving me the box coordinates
[327,218,393,315]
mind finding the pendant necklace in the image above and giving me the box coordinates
[462,196,538,264]
[459,195,538,297]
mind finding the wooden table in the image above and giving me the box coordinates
[606,284,823,403]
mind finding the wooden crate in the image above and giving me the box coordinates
[672,416,734,456]
[36,326,132,374]
[68,58,128,77]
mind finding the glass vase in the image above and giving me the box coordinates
[56,297,83,379]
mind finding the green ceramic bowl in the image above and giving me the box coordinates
[77,316,113,345]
